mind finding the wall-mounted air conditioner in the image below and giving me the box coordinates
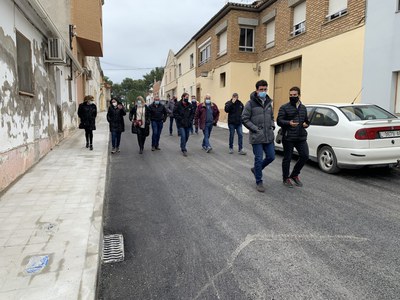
[47,38,66,63]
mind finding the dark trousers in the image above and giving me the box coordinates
[179,127,190,152]
[282,140,309,180]
[137,128,147,150]
[151,120,163,147]
[111,131,122,148]
[169,117,179,135]
[228,123,243,150]
[85,129,93,145]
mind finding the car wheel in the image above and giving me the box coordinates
[318,146,340,174]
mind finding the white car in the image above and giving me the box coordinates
[275,103,400,173]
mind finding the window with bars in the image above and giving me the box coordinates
[291,1,306,37]
[239,27,255,52]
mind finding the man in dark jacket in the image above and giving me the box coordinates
[149,96,168,151]
[242,80,275,193]
[173,93,195,156]
[277,86,310,188]
[224,92,246,155]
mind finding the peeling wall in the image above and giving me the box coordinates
[0,3,77,192]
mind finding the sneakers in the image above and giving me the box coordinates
[206,147,212,153]
[182,151,188,157]
[229,148,234,154]
[238,149,247,155]
[116,148,120,153]
[283,178,294,188]
[111,148,116,154]
[151,146,156,151]
[290,176,303,187]
[256,182,265,193]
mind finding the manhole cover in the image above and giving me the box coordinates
[102,234,124,264]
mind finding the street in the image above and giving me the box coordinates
[97,119,400,299]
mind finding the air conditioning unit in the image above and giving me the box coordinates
[47,38,66,63]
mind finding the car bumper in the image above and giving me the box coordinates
[333,146,400,167]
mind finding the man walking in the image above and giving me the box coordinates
[277,86,309,187]
[242,80,275,192]
[195,94,220,153]
[224,92,246,155]
[173,93,195,156]
[149,96,168,151]
[166,95,179,136]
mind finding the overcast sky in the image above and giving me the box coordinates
[100,0,240,84]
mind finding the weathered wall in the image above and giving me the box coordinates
[0,3,77,192]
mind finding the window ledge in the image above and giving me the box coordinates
[324,10,348,24]
[288,30,306,40]
[19,91,34,97]
[217,50,227,58]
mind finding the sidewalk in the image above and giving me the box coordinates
[0,112,109,300]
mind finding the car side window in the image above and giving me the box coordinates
[310,108,338,126]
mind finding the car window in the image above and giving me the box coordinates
[340,105,397,121]
[310,108,338,126]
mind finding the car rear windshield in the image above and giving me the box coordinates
[339,105,397,121]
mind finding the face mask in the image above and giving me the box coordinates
[137,101,142,105]
[205,99,211,104]
[90,101,94,105]
[258,92,267,98]
[290,96,299,104]
[191,99,196,103]
[154,101,160,105]
[184,98,189,102]
[112,102,117,107]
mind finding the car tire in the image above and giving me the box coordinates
[318,146,340,174]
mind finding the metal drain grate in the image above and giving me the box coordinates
[102,234,125,264]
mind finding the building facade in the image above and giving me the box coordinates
[362,0,400,114]
[175,41,197,99]
[0,0,104,191]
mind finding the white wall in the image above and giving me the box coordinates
[362,0,400,113]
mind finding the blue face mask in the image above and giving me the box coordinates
[154,101,160,105]
[205,99,211,104]
[258,92,267,98]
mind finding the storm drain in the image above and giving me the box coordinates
[102,234,125,264]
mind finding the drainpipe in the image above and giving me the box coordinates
[28,0,83,74]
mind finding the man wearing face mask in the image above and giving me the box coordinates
[173,92,195,156]
[242,80,275,193]
[277,86,309,188]
[195,94,220,153]
[148,96,168,151]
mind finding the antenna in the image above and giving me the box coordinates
[351,88,363,104]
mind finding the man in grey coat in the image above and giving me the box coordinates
[242,79,275,192]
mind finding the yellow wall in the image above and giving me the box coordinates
[176,43,197,97]
[260,27,365,104]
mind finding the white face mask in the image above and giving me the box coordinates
[137,101,142,105]
[112,102,117,107]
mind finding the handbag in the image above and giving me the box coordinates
[131,124,138,134]
[275,128,283,144]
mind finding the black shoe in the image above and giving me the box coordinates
[283,178,294,188]
[139,149,143,154]
[86,143,89,148]
[155,147,161,150]
[89,145,93,150]
[151,146,155,151]
[290,176,303,187]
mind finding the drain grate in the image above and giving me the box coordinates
[102,234,125,264]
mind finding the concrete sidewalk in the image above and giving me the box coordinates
[0,112,109,300]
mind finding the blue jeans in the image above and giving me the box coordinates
[169,117,178,135]
[282,140,309,180]
[151,120,163,147]
[252,143,275,184]
[111,131,122,148]
[228,124,243,150]
[179,127,190,152]
[202,123,214,149]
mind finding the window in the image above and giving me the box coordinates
[16,31,33,94]
[220,72,226,87]
[239,27,255,52]
[190,54,194,68]
[398,0,400,12]
[178,63,182,76]
[292,1,306,36]
[266,20,275,48]
[310,108,338,126]
[327,0,348,21]
[218,30,227,56]
[199,40,211,65]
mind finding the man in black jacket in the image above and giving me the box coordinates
[277,86,310,187]
[225,92,246,155]
[149,96,168,151]
[173,93,195,156]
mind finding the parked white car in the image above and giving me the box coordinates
[275,103,400,173]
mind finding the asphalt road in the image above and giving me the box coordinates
[97,120,400,300]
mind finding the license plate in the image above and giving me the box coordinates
[379,130,400,138]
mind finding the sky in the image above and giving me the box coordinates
[100,0,252,84]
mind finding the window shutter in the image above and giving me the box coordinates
[328,0,347,15]
[293,1,306,25]
[266,20,275,45]
[219,31,227,54]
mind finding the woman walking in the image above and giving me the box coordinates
[107,98,126,154]
[78,95,97,150]
[129,96,150,154]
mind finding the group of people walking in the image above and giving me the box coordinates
[78,79,310,193]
